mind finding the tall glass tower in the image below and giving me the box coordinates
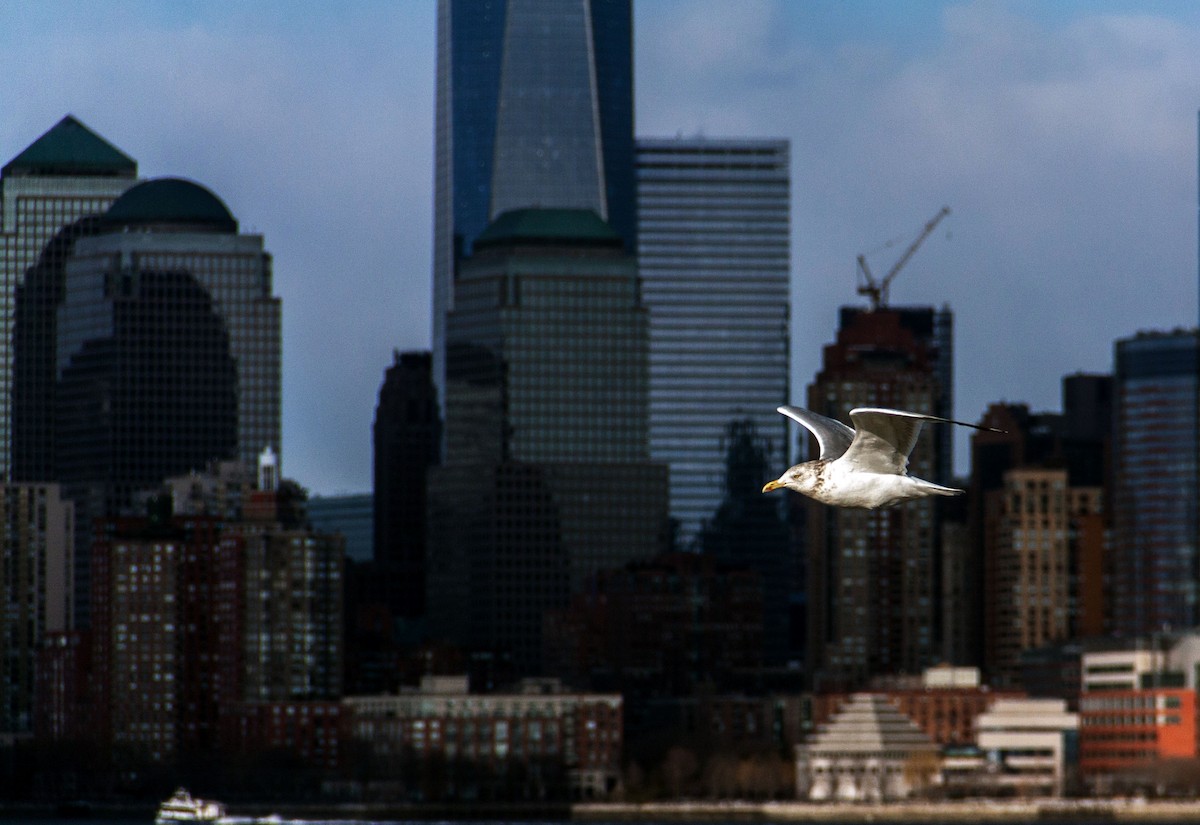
[433,0,635,404]
[427,208,667,677]
[1,116,138,482]
[1112,330,1200,638]
[636,138,791,548]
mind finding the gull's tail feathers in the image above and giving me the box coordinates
[912,478,965,497]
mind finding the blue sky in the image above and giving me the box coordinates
[1,1,1198,492]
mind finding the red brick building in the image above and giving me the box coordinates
[344,675,622,798]
[221,701,346,770]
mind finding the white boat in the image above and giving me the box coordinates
[156,787,226,823]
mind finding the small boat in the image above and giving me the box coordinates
[156,787,226,823]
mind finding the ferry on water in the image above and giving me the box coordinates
[156,787,226,823]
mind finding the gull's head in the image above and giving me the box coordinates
[762,462,821,496]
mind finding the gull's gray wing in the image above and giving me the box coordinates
[844,407,1003,475]
[777,406,855,460]
[843,408,928,474]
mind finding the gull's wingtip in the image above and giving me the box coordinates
[851,406,1010,434]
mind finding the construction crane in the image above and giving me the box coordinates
[856,205,950,311]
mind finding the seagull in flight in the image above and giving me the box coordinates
[762,406,1004,508]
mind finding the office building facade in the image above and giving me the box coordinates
[0,483,73,734]
[2,116,138,482]
[968,374,1111,679]
[427,208,667,676]
[1111,330,1199,638]
[983,468,1103,685]
[55,176,281,626]
[636,138,790,548]
[433,0,635,401]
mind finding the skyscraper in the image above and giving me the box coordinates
[426,208,667,676]
[55,176,281,625]
[1111,330,1199,638]
[804,308,952,689]
[636,138,791,548]
[1,116,138,481]
[432,0,634,403]
[372,350,440,619]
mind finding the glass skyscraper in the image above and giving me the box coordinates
[636,138,791,548]
[1112,330,1200,638]
[55,177,282,625]
[433,0,634,402]
[1,116,138,482]
[427,209,667,676]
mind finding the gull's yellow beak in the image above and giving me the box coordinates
[762,480,784,493]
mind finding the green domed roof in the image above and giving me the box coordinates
[105,177,237,232]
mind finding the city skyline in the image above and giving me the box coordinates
[1,2,1199,494]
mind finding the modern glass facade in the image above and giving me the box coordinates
[427,209,666,675]
[1112,330,1200,638]
[636,138,791,547]
[56,177,281,626]
[433,0,635,402]
[308,493,374,563]
[1,116,138,481]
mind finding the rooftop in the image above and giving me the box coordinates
[474,207,622,250]
[4,115,136,178]
[104,177,238,233]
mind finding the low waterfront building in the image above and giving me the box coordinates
[1079,688,1196,786]
[221,700,346,770]
[973,698,1078,796]
[809,666,1024,748]
[795,693,940,802]
[344,674,622,799]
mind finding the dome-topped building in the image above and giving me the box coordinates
[55,172,281,577]
[103,177,238,233]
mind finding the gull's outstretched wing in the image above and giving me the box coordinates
[844,407,1004,475]
[777,406,855,460]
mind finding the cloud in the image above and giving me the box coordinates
[637,0,1200,472]
[2,1,1198,490]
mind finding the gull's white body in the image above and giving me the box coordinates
[763,406,1000,509]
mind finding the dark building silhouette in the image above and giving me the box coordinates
[697,418,793,666]
[544,551,764,697]
[372,350,440,619]
[427,208,667,677]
